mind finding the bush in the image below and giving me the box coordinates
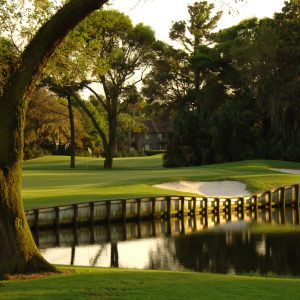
[23,144,51,160]
[144,150,166,156]
[115,148,143,157]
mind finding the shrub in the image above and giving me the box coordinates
[144,150,166,156]
[23,144,51,160]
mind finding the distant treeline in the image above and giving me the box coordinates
[143,1,300,167]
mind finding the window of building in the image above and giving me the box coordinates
[144,144,150,150]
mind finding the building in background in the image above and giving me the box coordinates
[131,118,169,152]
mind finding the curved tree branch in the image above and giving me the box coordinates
[0,0,108,166]
[67,88,108,149]
[82,83,109,112]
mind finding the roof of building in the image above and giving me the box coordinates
[143,118,169,133]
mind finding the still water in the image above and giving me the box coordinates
[34,208,300,276]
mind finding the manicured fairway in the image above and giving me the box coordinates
[1,267,300,300]
[14,158,300,299]
[22,155,300,209]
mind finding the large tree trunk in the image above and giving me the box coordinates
[67,95,76,168]
[104,114,117,169]
[0,0,108,277]
[0,162,55,276]
[104,150,113,169]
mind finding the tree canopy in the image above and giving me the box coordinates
[145,0,300,167]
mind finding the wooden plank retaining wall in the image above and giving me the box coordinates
[25,184,300,229]
[34,208,300,249]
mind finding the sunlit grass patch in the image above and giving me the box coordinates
[22,156,300,209]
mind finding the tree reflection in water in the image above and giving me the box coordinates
[175,208,300,275]
[110,242,119,268]
[148,229,300,276]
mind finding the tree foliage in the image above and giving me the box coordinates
[155,0,300,167]
[45,9,156,168]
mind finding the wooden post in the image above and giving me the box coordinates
[292,186,299,223]
[280,206,286,224]
[238,198,244,220]
[122,199,127,221]
[192,215,197,231]
[296,206,300,225]
[280,188,286,208]
[267,191,272,208]
[192,197,197,216]
[54,206,60,228]
[181,215,185,234]
[214,198,220,213]
[137,198,141,220]
[202,198,208,217]
[268,202,272,223]
[180,196,185,217]
[214,198,220,224]
[72,204,78,226]
[294,185,300,208]
[239,197,245,211]
[89,202,95,225]
[277,187,285,224]
[151,197,156,219]
[253,195,258,221]
[34,209,39,229]
[226,198,231,221]
[203,210,208,228]
[266,191,272,223]
[106,200,111,222]
[166,196,171,218]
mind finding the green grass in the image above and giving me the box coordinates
[13,158,300,298]
[1,267,300,300]
[22,155,300,209]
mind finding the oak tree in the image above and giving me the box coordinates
[0,0,108,277]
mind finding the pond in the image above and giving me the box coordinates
[34,207,300,276]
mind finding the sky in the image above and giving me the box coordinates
[109,0,286,43]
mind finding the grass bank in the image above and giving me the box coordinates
[1,267,300,300]
[22,155,300,209]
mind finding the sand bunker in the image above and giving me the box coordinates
[270,168,300,175]
[153,180,250,198]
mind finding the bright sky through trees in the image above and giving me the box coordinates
[111,0,286,43]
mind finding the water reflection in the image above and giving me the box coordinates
[35,208,300,276]
[155,231,300,276]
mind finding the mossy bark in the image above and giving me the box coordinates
[0,0,108,277]
[0,163,55,277]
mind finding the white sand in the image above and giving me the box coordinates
[270,168,300,174]
[153,180,250,198]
